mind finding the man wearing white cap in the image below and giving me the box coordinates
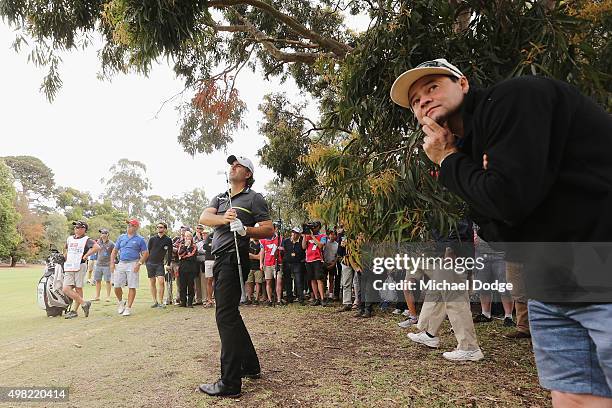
[198,154,274,397]
[391,59,612,405]
[63,220,99,319]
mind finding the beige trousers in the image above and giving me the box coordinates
[416,266,480,351]
[505,261,530,334]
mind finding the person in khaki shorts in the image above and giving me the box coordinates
[63,220,99,319]
[246,238,263,305]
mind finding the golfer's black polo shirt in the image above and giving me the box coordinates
[208,187,270,255]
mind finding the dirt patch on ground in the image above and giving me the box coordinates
[1,302,549,408]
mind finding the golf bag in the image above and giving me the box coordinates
[165,267,174,305]
[37,251,72,317]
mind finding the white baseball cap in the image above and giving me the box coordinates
[227,155,254,175]
[390,58,464,109]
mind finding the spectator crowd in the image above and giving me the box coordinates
[61,215,530,365]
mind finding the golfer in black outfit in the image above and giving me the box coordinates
[198,155,273,397]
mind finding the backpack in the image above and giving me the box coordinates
[37,252,72,317]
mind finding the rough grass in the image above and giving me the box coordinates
[0,266,549,407]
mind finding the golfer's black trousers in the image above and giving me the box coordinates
[213,249,260,389]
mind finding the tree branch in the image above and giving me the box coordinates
[213,24,249,32]
[233,12,334,64]
[302,126,352,138]
[207,0,353,58]
[247,37,321,49]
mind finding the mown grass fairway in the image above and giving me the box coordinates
[0,266,549,407]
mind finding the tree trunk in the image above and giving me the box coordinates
[10,256,17,267]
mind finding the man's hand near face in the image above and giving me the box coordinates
[421,116,458,166]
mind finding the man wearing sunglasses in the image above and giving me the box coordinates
[63,220,100,319]
[391,59,612,406]
[198,155,274,397]
[146,222,173,308]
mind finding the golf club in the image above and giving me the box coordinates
[219,170,247,301]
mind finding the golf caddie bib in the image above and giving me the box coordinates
[65,235,89,272]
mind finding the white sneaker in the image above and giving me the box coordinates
[117,300,126,315]
[398,316,418,328]
[442,348,484,362]
[122,307,131,316]
[407,331,440,348]
[401,309,411,317]
[392,308,402,315]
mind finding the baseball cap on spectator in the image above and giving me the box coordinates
[390,58,465,108]
[291,226,302,234]
[126,219,140,227]
[99,228,109,234]
[72,220,88,230]
[227,155,255,175]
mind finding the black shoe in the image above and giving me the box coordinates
[245,299,252,305]
[339,304,352,312]
[503,317,516,327]
[82,301,92,317]
[198,380,241,397]
[253,299,259,305]
[299,299,305,306]
[311,299,321,306]
[64,311,78,319]
[267,301,274,307]
[504,330,531,339]
[473,313,492,323]
[360,310,372,318]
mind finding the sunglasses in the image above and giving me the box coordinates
[74,225,85,229]
[157,226,166,229]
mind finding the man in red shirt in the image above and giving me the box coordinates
[302,221,328,306]
[259,224,284,306]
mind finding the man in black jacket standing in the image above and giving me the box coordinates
[198,155,274,397]
[146,222,173,308]
[391,59,612,406]
[282,227,306,304]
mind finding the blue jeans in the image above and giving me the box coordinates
[529,300,612,397]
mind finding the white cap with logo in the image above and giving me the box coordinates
[390,58,465,109]
[227,155,255,175]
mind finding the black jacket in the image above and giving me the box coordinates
[440,76,612,243]
[282,237,306,264]
[439,76,612,301]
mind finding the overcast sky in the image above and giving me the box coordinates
[1,13,369,205]
[0,24,304,203]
